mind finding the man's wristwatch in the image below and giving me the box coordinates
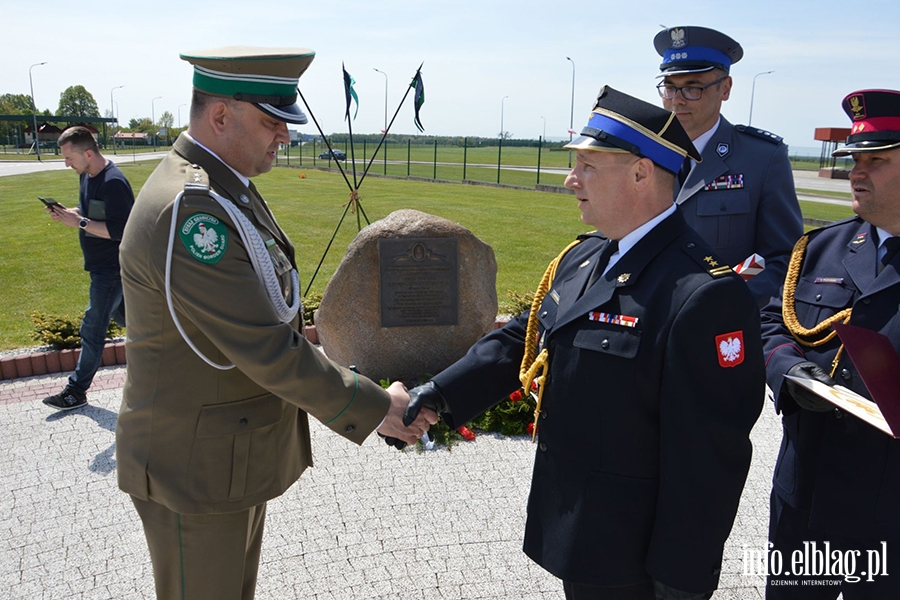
[78,217,89,229]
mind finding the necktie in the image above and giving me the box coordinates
[584,240,619,292]
[880,237,900,273]
[677,156,692,187]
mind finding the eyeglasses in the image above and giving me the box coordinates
[656,76,727,101]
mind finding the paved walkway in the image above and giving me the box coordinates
[1,365,780,599]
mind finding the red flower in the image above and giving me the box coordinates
[526,422,535,435]
[457,425,476,441]
[509,390,523,402]
[530,380,538,391]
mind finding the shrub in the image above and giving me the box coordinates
[30,311,124,350]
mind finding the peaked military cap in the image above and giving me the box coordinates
[565,85,701,174]
[832,89,900,156]
[654,26,743,77]
[180,46,315,124]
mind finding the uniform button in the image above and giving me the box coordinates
[541,311,548,318]
[687,243,696,249]
[601,338,610,349]
[719,203,727,212]
[540,409,548,419]
[539,442,547,452]
[841,369,851,380]
[863,299,871,305]
[345,425,356,433]
[239,417,248,426]
[834,408,843,419]
[549,339,556,350]
[815,294,822,301]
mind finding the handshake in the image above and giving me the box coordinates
[375,381,449,450]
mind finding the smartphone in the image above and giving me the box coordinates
[38,196,62,209]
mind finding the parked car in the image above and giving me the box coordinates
[317,149,346,160]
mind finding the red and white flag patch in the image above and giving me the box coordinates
[716,331,745,368]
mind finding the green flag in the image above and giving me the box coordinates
[343,64,359,121]
[410,71,425,132]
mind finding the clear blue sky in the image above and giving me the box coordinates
[3,0,899,153]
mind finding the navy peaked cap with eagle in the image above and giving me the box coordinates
[833,89,900,156]
[654,26,743,77]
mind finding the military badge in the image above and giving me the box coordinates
[617,273,631,283]
[716,330,745,368]
[670,28,686,48]
[179,212,228,264]
[716,143,729,157]
[849,95,866,120]
[851,232,868,245]
[704,174,744,191]
[589,312,639,328]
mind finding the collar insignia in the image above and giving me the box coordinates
[716,143,729,157]
[617,273,631,283]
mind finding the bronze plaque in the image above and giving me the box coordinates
[379,237,458,327]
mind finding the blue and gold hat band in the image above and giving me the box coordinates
[661,45,732,71]
[578,110,686,173]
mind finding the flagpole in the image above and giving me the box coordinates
[358,63,423,188]
[295,87,356,194]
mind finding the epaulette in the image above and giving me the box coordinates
[734,124,783,145]
[183,163,210,194]
[682,241,734,278]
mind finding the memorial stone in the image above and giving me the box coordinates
[315,209,498,381]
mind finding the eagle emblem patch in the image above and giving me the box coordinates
[716,331,745,368]
[179,212,228,264]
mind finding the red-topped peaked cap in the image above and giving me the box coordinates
[833,89,900,156]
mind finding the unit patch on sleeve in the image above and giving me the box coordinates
[716,330,745,368]
[179,212,228,264]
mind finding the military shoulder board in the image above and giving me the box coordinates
[734,124,783,145]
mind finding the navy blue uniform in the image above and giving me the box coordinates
[433,209,764,594]
[762,217,900,597]
[677,117,802,307]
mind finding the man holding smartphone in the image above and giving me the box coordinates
[43,126,134,411]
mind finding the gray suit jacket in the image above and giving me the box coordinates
[676,117,802,306]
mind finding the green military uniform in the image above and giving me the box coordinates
[116,47,391,600]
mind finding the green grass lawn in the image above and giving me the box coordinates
[0,160,856,351]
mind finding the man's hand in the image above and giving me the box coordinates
[376,381,438,446]
[404,381,450,426]
[48,205,80,228]
[785,361,835,412]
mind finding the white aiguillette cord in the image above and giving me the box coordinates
[165,188,302,370]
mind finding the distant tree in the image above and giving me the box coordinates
[0,94,34,142]
[127,118,153,133]
[57,85,100,117]
[159,111,174,129]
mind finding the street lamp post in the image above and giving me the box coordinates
[373,68,388,132]
[29,62,47,160]
[566,56,576,168]
[110,85,124,154]
[178,103,187,129]
[749,70,774,126]
[540,115,546,141]
[151,96,162,151]
[498,96,509,184]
